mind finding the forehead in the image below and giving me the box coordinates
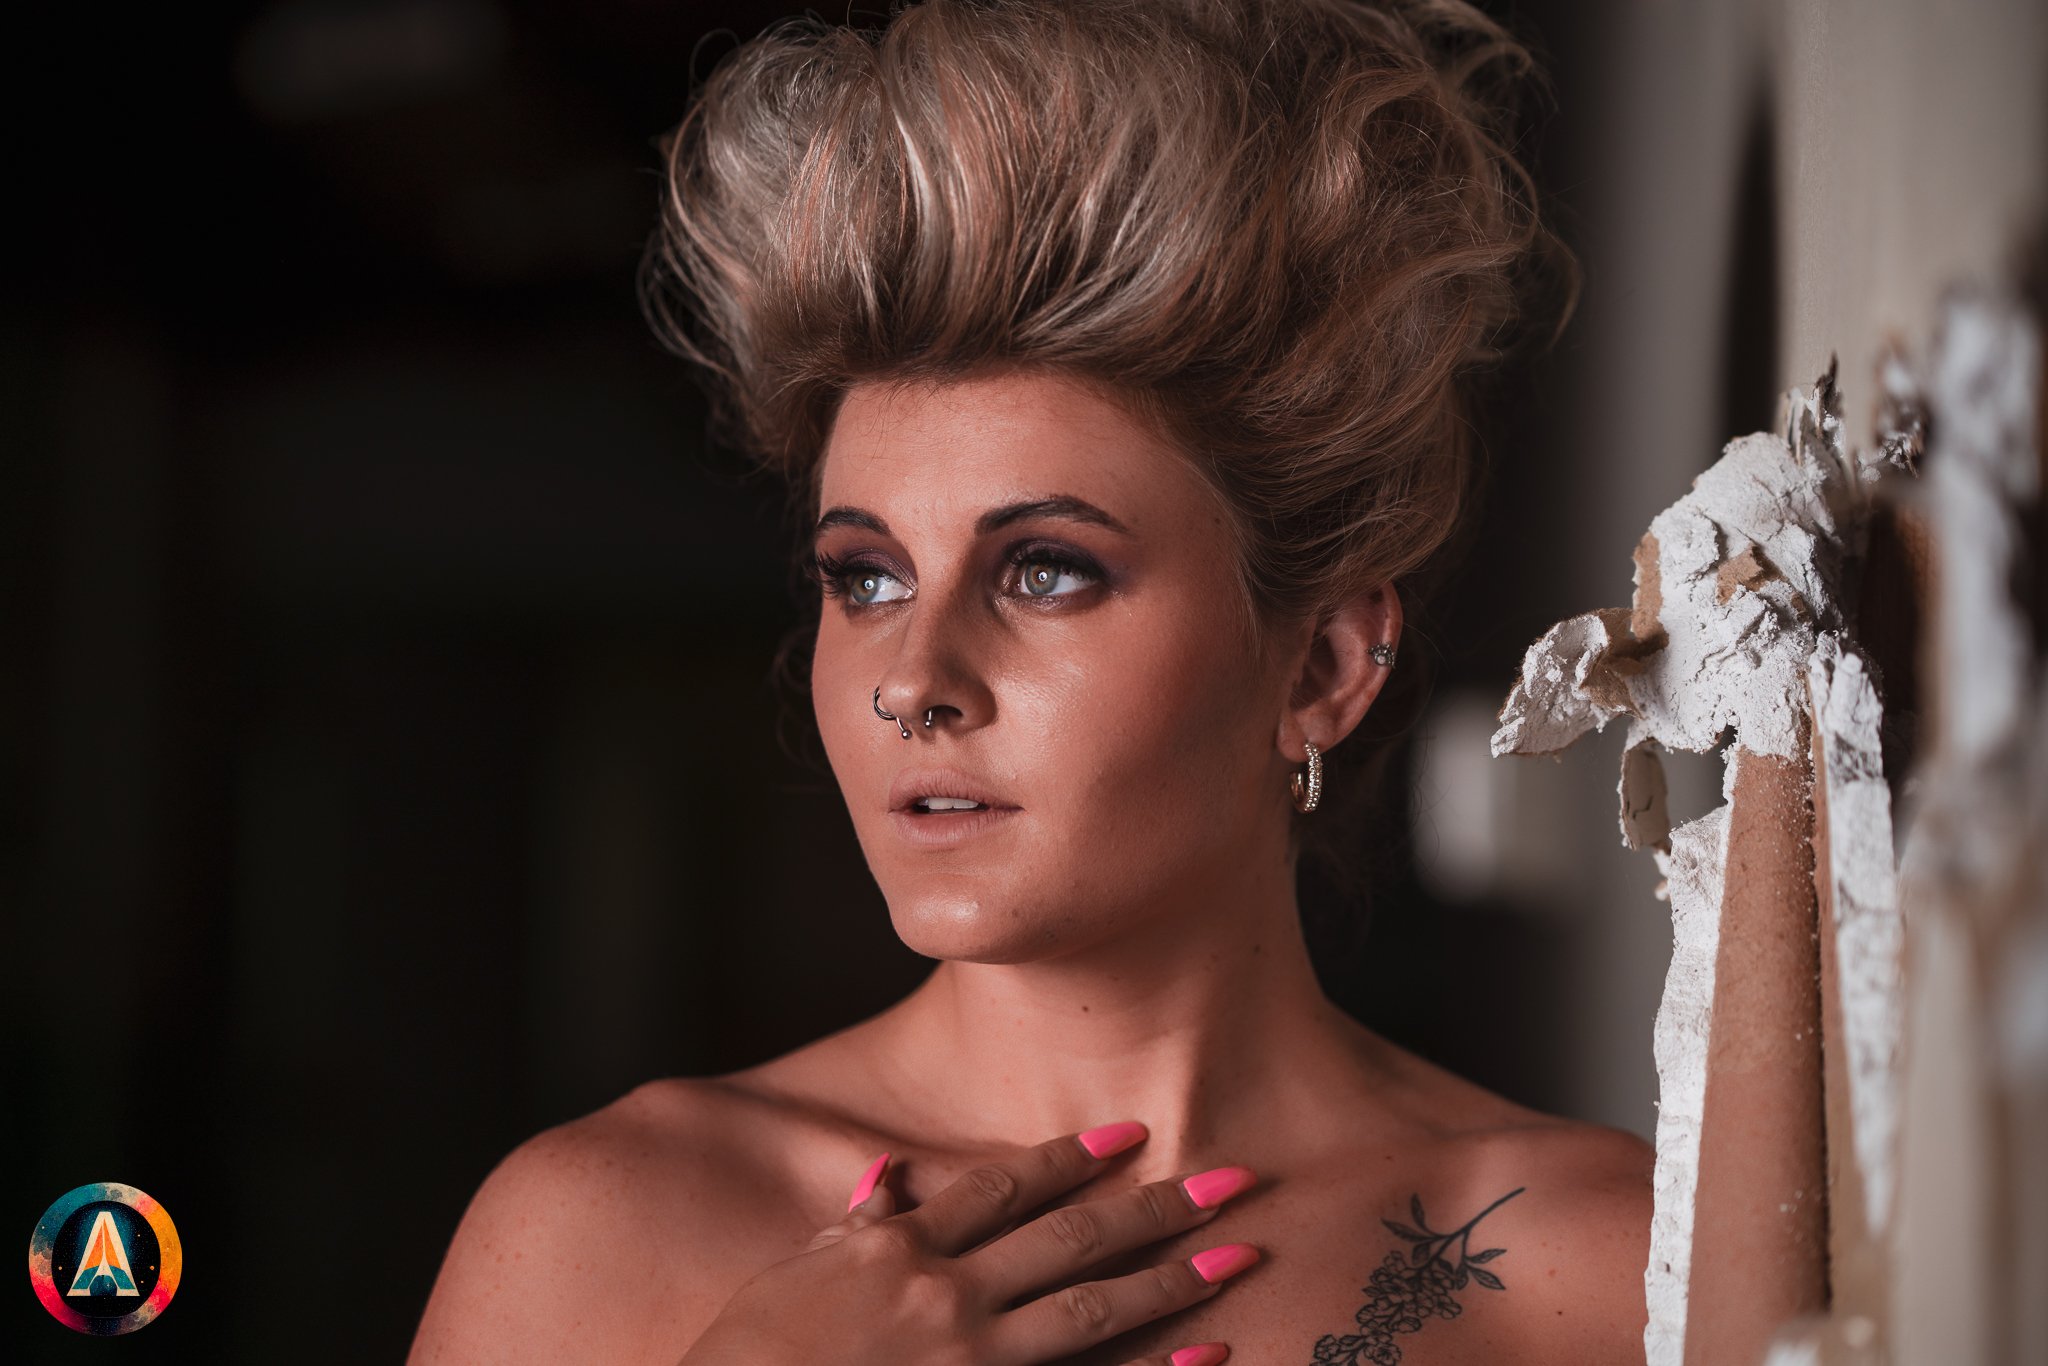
[818,369,1210,523]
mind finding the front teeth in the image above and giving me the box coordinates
[918,797,984,811]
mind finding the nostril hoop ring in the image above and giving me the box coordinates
[873,687,911,740]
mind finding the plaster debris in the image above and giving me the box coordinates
[1872,338,1926,476]
[1494,363,1868,853]
[1644,782,1732,1366]
[1808,633,1904,1237]
[1923,291,2040,769]
[1487,607,1642,759]
[1492,361,1892,1366]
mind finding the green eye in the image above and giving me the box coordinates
[1015,555,1092,598]
[812,546,1094,609]
[811,549,909,606]
[847,569,909,605]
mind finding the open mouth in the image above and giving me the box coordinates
[892,798,1016,846]
[910,797,987,814]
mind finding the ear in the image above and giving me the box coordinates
[1276,581,1403,760]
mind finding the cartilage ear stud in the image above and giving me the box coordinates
[1369,641,1396,667]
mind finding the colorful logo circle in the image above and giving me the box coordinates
[27,1182,182,1335]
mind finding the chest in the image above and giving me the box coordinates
[649,1149,1538,1366]
[1056,1207,1527,1366]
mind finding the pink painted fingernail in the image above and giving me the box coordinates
[1171,1346,1230,1366]
[1076,1121,1148,1159]
[1181,1165,1257,1210]
[847,1152,890,1212]
[1190,1242,1261,1284]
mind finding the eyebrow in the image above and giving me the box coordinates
[811,494,1134,544]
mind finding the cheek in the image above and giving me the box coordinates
[1025,599,1269,852]
[810,622,871,785]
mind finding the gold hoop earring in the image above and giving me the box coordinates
[1291,739,1323,814]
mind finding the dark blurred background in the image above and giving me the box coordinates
[5,1,1785,1359]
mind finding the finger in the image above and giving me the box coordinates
[970,1166,1256,1299]
[852,1179,898,1219]
[1121,1345,1229,1366]
[987,1242,1259,1365]
[807,1153,899,1251]
[806,1187,898,1251]
[904,1122,1148,1257]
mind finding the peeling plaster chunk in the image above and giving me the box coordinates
[1808,633,1903,1236]
[1645,788,1733,1366]
[1493,367,1863,769]
[1491,609,1639,757]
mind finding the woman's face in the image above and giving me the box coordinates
[810,368,1303,963]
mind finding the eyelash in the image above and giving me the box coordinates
[807,543,1103,607]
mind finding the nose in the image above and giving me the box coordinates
[872,576,992,737]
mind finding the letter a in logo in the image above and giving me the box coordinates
[29,1182,182,1335]
[65,1210,140,1297]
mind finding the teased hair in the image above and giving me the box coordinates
[642,0,1577,902]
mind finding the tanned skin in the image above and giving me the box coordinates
[409,370,1652,1366]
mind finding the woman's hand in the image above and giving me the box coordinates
[676,1121,1256,1366]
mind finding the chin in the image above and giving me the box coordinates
[884,880,1093,964]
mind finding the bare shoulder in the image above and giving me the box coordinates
[1430,1114,1653,1363]
[407,1078,776,1366]
[1336,1032,1652,1362]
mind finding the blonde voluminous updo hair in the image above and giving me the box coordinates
[641,0,1578,907]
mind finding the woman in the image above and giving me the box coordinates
[409,1,1651,1362]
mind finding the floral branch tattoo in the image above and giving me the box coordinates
[1307,1186,1526,1366]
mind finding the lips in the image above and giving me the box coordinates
[887,766,1018,815]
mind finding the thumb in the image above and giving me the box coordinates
[807,1152,896,1250]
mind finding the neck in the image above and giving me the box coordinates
[866,853,1368,1178]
